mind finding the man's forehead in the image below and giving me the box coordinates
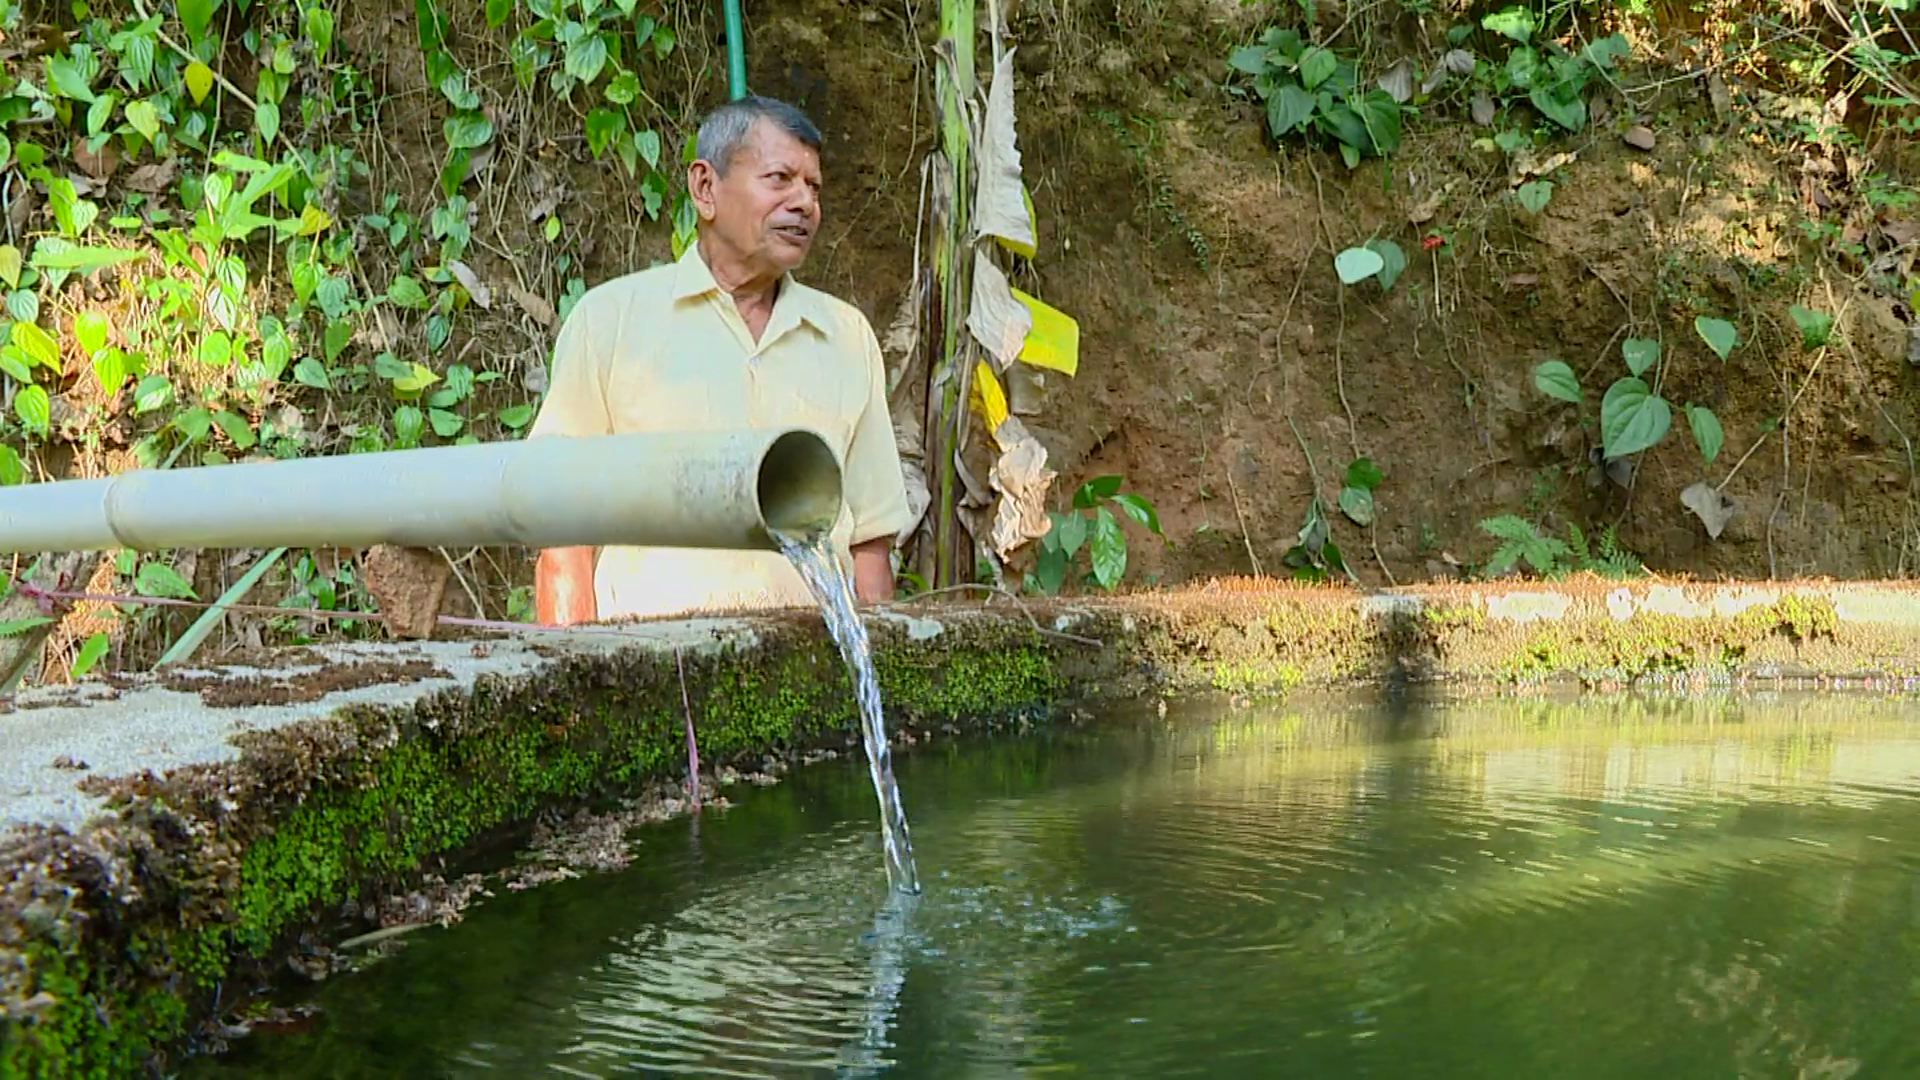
[738,122,819,170]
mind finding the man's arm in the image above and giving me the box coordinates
[851,536,895,605]
[526,290,615,626]
[842,322,917,605]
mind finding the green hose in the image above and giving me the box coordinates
[723,0,747,99]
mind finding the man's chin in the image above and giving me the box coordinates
[771,237,811,269]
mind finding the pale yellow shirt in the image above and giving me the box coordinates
[526,242,914,620]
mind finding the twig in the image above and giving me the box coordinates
[437,546,488,619]
[1286,412,1324,494]
[892,584,1102,647]
[676,646,701,810]
[1223,452,1264,577]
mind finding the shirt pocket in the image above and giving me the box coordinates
[759,350,864,460]
[605,353,740,433]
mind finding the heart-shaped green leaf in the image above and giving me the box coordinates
[13,384,49,435]
[134,562,196,600]
[1365,239,1407,292]
[1621,337,1659,377]
[124,99,160,142]
[1600,376,1671,458]
[1532,359,1582,404]
[1339,485,1376,526]
[1334,246,1385,285]
[1695,316,1738,361]
[1515,179,1553,214]
[13,321,59,372]
[1345,457,1385,491]
[293,357,332,390]
[1088,507,1127,589]
[1686,404,1724,464]
[73,311,109,357]
[1787,305,1832,349]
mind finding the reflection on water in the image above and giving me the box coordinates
[187,690,1920,1078]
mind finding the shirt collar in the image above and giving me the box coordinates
[672,237,828,336]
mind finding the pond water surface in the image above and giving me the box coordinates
[187,690,1920,1078]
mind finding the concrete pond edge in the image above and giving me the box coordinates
[6,577,1920,1075]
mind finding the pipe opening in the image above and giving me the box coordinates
[757,429,844,538]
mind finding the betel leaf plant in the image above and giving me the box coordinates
[1338,457,1384,526]
[1028,475,1168,595]
[1281,493,1355,582]
[1472,7,1630,133]
[1334,240,1408,291]
[1531,316,1740,466]
[1227,28,1407,167]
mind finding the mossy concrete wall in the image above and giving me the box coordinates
[5,577,1920,1076]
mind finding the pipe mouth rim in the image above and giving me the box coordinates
[756,428,844,539]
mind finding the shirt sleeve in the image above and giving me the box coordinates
[527,289,614,441]
[843,318,916,547]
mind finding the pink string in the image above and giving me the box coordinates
[11,585,540,634]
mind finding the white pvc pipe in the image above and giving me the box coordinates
[0,428,845,554]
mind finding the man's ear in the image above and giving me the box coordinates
[687,161,719,222]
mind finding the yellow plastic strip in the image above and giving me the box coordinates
[972,360,1010,443]
[1011,288,1079,377]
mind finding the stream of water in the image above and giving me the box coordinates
[775,529,920,895]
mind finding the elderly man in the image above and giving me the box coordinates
[527,96,914,625]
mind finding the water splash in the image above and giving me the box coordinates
[776,529,921,894]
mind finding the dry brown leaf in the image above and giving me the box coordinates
[510,286,556,329]
[1509,149,1577,187]
[1377,58,1414,104]
[521,360,549,396]
[123,160,178,194]
[449,260,492,309]
[965,250,1031,370]
[987,416,1056,559]
[1471,92,1497,127]
[973,48,1037,255]
[71,137,118,181]
[1408,180,1454,225]
[1681,482,1734,539]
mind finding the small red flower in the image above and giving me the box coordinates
[1422,234,1446,251]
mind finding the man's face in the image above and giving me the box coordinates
[695,118,823,278]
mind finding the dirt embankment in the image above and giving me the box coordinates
[17,0,1920,681]
[735,0,1920,590]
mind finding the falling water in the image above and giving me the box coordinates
[776,528,921,894]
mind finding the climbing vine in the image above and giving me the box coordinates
[0,0,712,672]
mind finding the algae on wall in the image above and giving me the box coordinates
[0,615,1072,1078]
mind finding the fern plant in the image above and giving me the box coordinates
[1567,524,1644,579]
[1477,516,1645,579]
[1480,515,1571,576]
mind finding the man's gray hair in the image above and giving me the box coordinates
[695,95,822,175]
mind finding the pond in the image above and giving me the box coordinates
[185,689,1920,1077]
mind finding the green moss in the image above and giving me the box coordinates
[229,633,1059,955]
[0,937,195,1080]
[1208,660,1305,696]
[3,623,1067,1078]
[1492,596,1853,684]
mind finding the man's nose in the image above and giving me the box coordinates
[788,185,819,217]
